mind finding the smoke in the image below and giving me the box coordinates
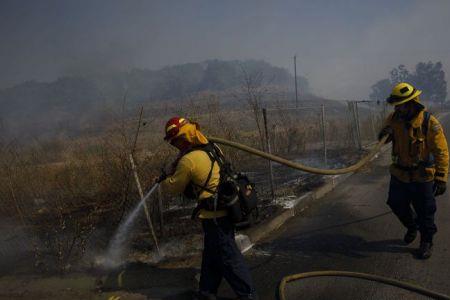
[1,1,449,99]
[336,1,450,99]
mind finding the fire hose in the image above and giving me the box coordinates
[278,271,450,300]
[208,135,450,300]
[208,136,388,175]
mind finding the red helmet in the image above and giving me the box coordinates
[164,117,189,141]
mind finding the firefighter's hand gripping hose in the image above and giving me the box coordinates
[208,136,388,175]
[277,270,450,300]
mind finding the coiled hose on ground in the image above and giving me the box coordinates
[208,136,450,300]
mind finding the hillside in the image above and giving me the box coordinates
[0,59,309,141]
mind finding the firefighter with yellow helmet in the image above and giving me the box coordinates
[157,117,256,300]
[379,82,449,259]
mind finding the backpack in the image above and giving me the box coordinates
[186,143,259,227]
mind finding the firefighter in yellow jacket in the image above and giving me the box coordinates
[378,82,449,259]
[157,117,256,300]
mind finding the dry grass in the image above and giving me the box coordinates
[0,95,385,272]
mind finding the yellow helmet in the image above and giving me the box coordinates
[387,82,422,106]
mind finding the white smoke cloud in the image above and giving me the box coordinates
[1,1,449,100]
[306,1,450,99]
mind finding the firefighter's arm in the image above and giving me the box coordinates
[429,116,449,182]
[160,156,194,196]
[378,112,394,143]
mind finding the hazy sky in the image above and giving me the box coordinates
[1,0,450,99]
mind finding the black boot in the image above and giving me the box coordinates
[404,228,417,244]
[418,241,433,259]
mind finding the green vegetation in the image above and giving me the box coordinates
[369,61,447,104]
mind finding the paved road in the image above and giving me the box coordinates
[216,113,450,299]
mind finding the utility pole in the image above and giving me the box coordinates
[321,104,327,166]
[354,101,362,150]
[294,55,299,108]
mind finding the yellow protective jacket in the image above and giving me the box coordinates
[161,149,227,219]
[381,110,449,183]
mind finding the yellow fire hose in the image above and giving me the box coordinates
[208,136,450,299]
[278,271,450,300]
[208,136,388,175]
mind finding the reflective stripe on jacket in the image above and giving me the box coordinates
[381,110,449,183]
[161,150,227,219]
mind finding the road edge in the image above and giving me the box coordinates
[239,144,391,252]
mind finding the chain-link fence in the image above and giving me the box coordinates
[201,100,389,198]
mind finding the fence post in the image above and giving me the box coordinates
[347,101,358,149]
[129,154,160,254]
[262,108,275,200]
[320,104,327,166]
[347,101,354,148]
[157,185,164,237]
[369,102,377,140]
[353,101,362,150]
[272,124,277,153]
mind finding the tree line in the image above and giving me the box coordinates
[0,59,309,141]
[369,61,447,104]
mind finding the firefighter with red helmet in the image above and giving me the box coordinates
[158,117,256,300]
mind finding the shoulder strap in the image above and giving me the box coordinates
[189,143,220,195]
[421,111,433,164]
[200,150,215,193]
[422,111,431,136]
[210,143,234,176]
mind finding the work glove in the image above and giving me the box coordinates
[378,126,393,143]
[434,180,447,196]
[155,168,167,184]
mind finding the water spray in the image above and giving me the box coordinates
[99,183,160,269]
[129,154,161,254]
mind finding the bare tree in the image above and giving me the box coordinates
[235,64,272,150]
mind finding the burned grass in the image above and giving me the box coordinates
[0,99,384,275]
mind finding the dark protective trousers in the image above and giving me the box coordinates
[387,176,437,243]
[199,217,255,298]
